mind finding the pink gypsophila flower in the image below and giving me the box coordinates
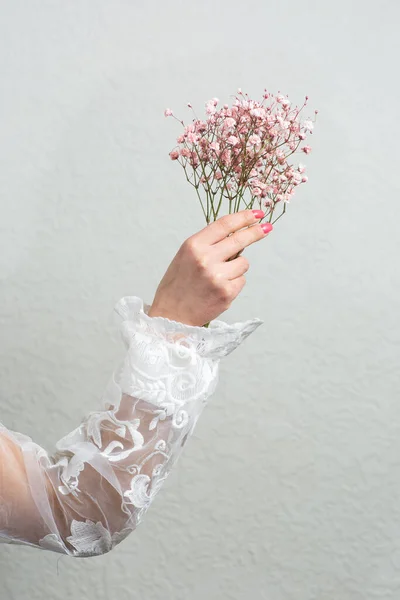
[276,94,290,108]
[186,131,199,144]
[165,87,317,227]
[248,134,261,146]
[303,120,314,133]
[224,117,236,129]
[210,141,220,153]
[227,135,239,146]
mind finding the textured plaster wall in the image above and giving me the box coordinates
[1,1,400,599]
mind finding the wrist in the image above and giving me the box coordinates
[148,303,199,327]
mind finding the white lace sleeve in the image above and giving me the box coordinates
[0,296,263,557]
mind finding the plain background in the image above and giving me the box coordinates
[1,1,400,599]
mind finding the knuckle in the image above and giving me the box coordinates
[244,209,257,225]
[183,238,206,263]
[230,233,243,251]
[240,257,250,272]
[254,222,265,239]
[217,214,235,236]
[182,237,198,254]
[216,210,258,239]
[209,271,224,287]
[245,222,264,246]
[232,277,246,299]
[234,275,246,295]
[182,238,210,271]
[195,254,208,271]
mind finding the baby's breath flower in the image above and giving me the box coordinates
[165,88,317,224]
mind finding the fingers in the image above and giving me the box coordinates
[227,275,247,301]
[220,255,250,280]
[214,221,271,262]
[193,209,263,246]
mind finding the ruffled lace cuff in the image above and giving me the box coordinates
[114,296,264,361]
[0,295,264,558]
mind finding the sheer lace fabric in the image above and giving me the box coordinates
[0,296,263,557]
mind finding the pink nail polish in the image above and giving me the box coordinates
[252,209,265,219]
[261,222,273,234]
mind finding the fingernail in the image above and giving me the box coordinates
[252,209,265,219]
[261,222,273,235]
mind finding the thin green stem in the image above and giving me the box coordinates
[272,203,286,224]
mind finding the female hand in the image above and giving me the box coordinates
[148,209,272,327]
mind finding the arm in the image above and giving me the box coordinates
[0,295,263,557]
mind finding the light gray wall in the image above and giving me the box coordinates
[1,1,399,599]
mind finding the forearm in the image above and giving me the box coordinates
[0,295,262,557]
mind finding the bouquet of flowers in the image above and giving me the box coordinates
[165,88,317,326]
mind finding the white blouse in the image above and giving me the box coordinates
[0,296,263,557]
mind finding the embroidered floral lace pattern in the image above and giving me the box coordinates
[0,296,263,557]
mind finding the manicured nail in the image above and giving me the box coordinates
[252,209,265,219]
[261,222,273,235]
